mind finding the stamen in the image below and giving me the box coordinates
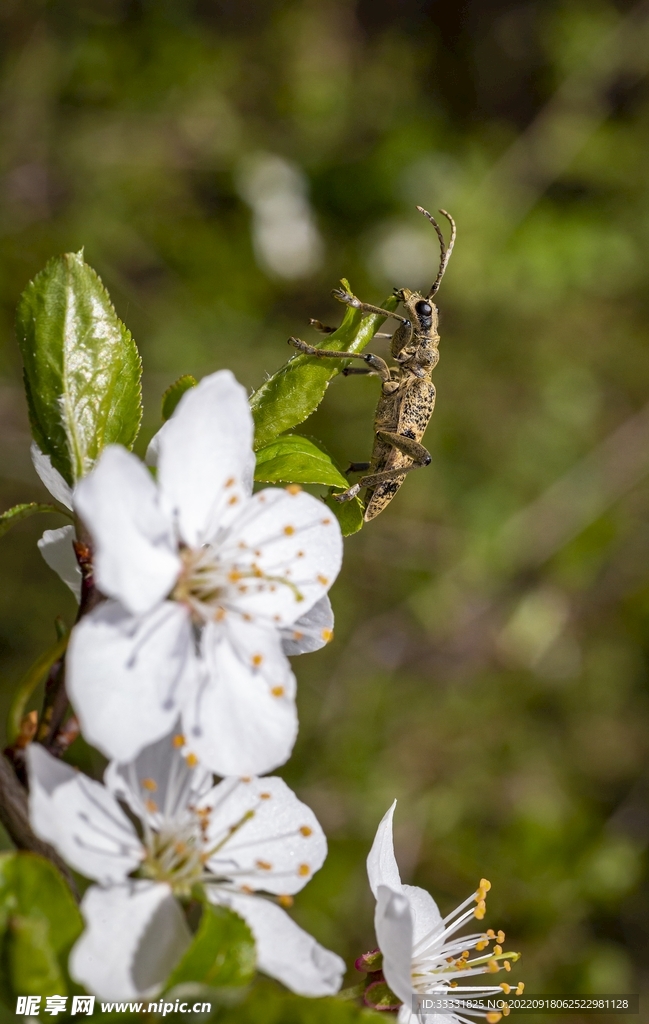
[298,863,310,876]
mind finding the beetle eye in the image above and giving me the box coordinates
[415,300,432,316]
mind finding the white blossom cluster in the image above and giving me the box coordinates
[28,370,520,1019]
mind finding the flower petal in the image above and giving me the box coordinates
[204,776,326,895]
[213,892,345,997]
[26,745,141,884]
[223,488,343,625]
[105,729,213,828]
[70,881,191,1000]
[31,443,73,509]
[157,370,255,547]
[183,620,297,776]
[67,600,195,763]
[37,525,81,601]
[375,885,414,1006]
[367,801,402,898]
[402,884,442,948]
[281,596,334,656]
[74,445,180,615]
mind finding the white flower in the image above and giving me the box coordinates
[64,370,342,776]
[27,734,345,1002]
[367,803,522,1024]
[30,444,83,601]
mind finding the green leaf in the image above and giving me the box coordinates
[255,435,349,489]
[325,493,365,536]
[217,978,383,1023]
[0,852,82,999]
[16,250,142,485]
[8,916,65,998]
[250,282,398,450]
[162,374,198,421]
[0,503,72,540]
[165,904,256,991]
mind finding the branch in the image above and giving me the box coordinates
[0,753,78,897]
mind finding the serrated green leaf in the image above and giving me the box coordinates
[250,282,398,450]
[0,852,82,999]
[165,904,256,991]
[217,978,383,1023]
[162,374,198,421]
[16,251,142,485]
[255,435,349,489]
[0,503,72,540]
[325,493,365,536]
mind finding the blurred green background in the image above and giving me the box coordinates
[0,0,648,1013]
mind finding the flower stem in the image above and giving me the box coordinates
[6,632,69,746]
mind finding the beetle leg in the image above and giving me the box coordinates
[345,461,371,474]
[332,285,413,347]
[333,431,431,503]
[309,318,337,334]
[341,367,373,376]
[288,337,393,384]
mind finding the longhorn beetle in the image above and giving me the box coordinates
[288,205,456,521]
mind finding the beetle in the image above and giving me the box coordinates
[288,205,456,521]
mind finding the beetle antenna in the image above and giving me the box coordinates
[416,206,456,298]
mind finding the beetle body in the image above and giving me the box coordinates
[363,291,439,520]
[288,206,454,521]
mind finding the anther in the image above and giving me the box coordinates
[256,860,272,870]
[186,753,198,767]
[488,960,500,973]
[215,607,226,621]
[142,778,157,792]
[286,485,301,495]
[504,961,511,972]
[322,518,331,525]
[299,825,313,836]
[278,894,294,907]
[486,1014,502,1024]
[497,930,505,944]
[173,734,185,748]
[251,654,263,667]
[297,863,310,876]
[476,940,489,951]
[317,575,329,585]
[502,1006,511,1017]
[225,477,236,488]
[500,984,511,995]
[516,984,525,995]
[228,495,239,505]
[474,901,486,920]
[260,792,271,800]
[480,878,492,891]
[486,929,496,939]
[494,945,503,956]
[284,525,295,535]
[321,628,333,642]
[271,686,285,697]
[145,799,158,813]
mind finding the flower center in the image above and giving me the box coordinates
[139,818,207,897]
[172,544,303,623]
